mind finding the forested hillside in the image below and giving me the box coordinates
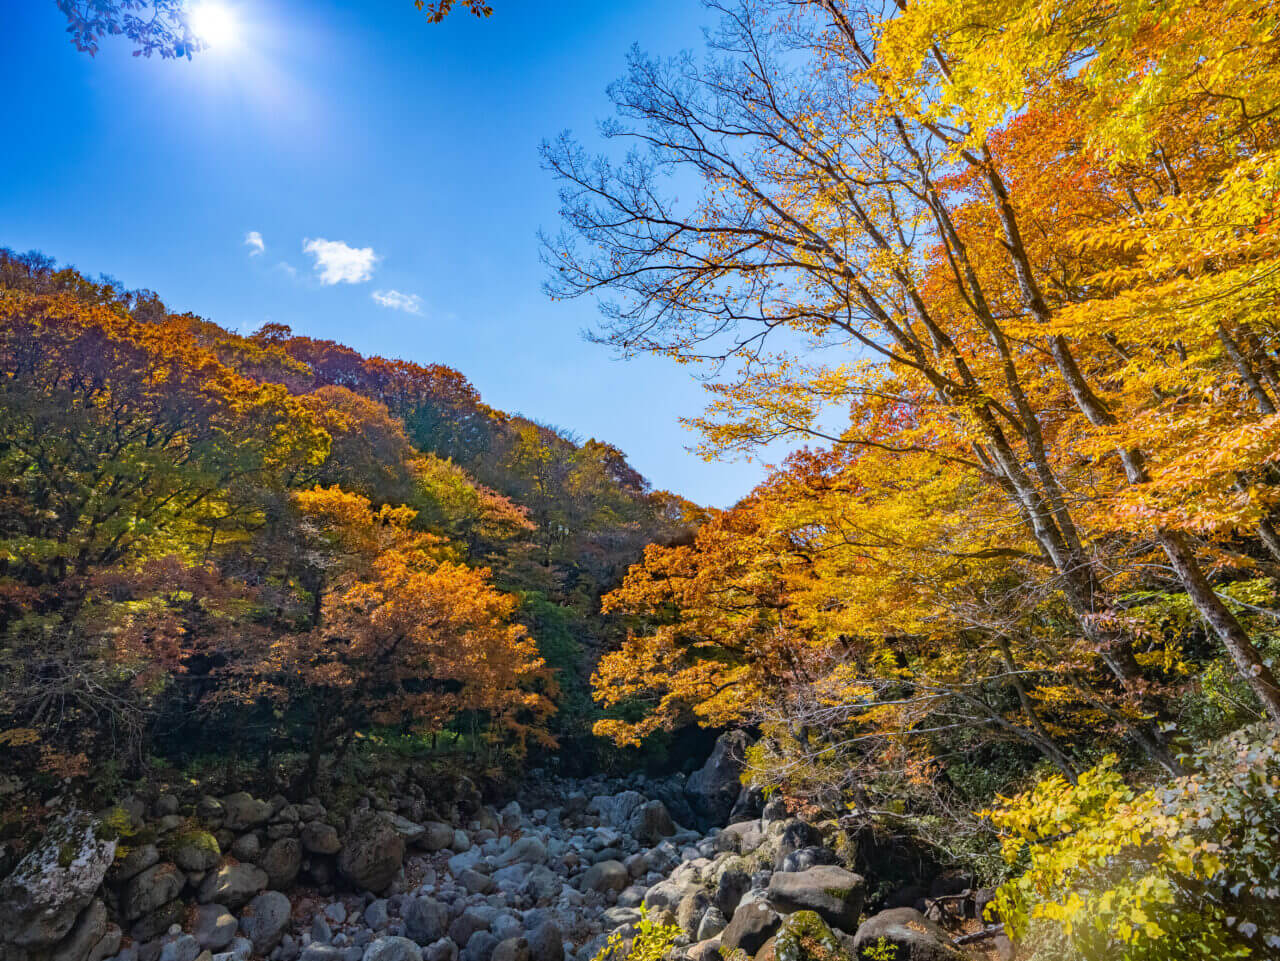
[0,248,701,807]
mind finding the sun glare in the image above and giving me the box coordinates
[189,3,238,49]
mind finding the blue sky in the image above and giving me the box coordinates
[1,0,794,507]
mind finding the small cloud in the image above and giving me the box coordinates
[302,237,379,285]
[274,261,297,278]
[244,230,265,256]
[372,289,423,315]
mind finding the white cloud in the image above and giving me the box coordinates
[244,230,265,255]
[372,289,424,315]
[302,237,379,285]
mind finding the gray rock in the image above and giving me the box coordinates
[446,850,483,876]
[521,866,561,902]
[300,948,345,961]
[851,909,966,961]
[715,865,752,919]
[339,812,405,895]
[696,908,727,941]
[130,899,185,942]
[451,831,471,854]
[49,898,108,961]
[719,902,779,956]
[459,932,497,961]
[171,833,221,873]
[767,866,865,932]
[524,924,561,961]
[685,732,750,826]
[87,922,122,961]
[221,794,272,832]
[494,838,544,868]
[193,905,238,951]
[489,939,527,961]
[458,870,494,895]
[363,901,391,932]
[625,802,677,847]
[122,864,184,922]
[325,904,347,926]
[386,816,427,847]
[158,935,200,961]
[230,835,261,862]
[778,846,839,874]
[422,940,457,961]
[714,822,764,855]
[241,891,291,954]
[260,839,303,890]
[112,845,161,884]
[301,822,342,856]
[405,899,449,946]
[421,824,454,853]
[676,891,713,937]
[577,860,627,894]
[0,811,116,950]
[362,938,422,961]
[642,880,692,912]
[199,862,267,910]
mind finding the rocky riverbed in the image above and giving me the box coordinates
[0,735,1006,961]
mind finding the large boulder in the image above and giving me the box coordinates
[525,923,562,961]
[768,866,865,932]
[494,837,545,867]
[685,731,751,826]
[193,904,238,951]
[0,811,116,952]
[241,891,291,954]
[364,937,423,961]
[715,864,753,919]
[48,898,108,961]
[851,909,967,961]
[169,831,221,873]
[578,860,628,894]
[421,823,454,852]
[775,911,851,961]
[301,822,342,856]
[121,862,184,921]
[405,898,450,945]
[719,902,780,956]
[626,801,677,846]
[773,821,823,869]
[260,838,302,890]
[338,811,405,894]
[198,861,268,910]
[221,794,272,832]
[676,891,713,938]
[586,792,645,830]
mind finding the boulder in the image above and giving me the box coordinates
[48,898,107,961]
[676,891,713,937]
[458,869,495,895]
[586,792,645,830]
[111,844,160,884]
[578,860,628,894]
[775,911,851,961]
[714,822,764,855]
[338,812,405,894]
[301,948,346,961]
[778,846,839,874]
[421,823,454,852]
[490,939,528,961]
[198,861,268,910]
[696,908,727,942]
[221,794,272,832]
[405,898,450,945]
[522,866,562,902]
[719,902,780,956]
[301,822,342,856]
[363,937,423,961]
[193,904,238,951]
[229,835,261,862]
[158,934,200,961]
[460,932,498,961]
[715,865,753,919]
[767,866,865,933]
[494,837,545,867]
[525,923,562,961]
[773,821,823,870]
[642,880,693,912]
[121,863,184,922]
[447,909,494,948]
[625,801,677,846]
[685,731,750,826]
[423,940,458,961]
[130,898,185,941]
[0,811,116,951]
[386,815,427,847]
[86,923,122,961]
[240,891,291,954]
[851,909,967,961]
[170,831,221,873]
[260,838,303,889]
[687,940,722,961]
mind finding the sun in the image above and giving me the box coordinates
[188,3,238,49]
